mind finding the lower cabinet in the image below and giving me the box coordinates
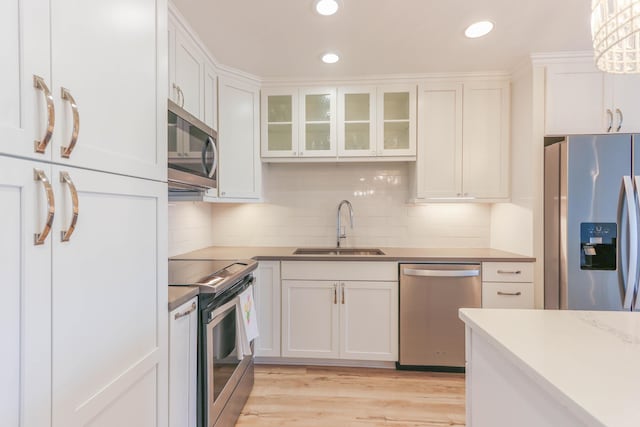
[254,261,282,358]
[169,297,198,427]
[481,262,534,309]
[280,261,398,361]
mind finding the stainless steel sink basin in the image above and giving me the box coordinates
[293,248,386,256]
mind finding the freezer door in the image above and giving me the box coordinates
[565,135,631,310]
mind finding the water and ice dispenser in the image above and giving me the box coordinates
[580,223,617,270]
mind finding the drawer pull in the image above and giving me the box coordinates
[497,291,522,296]
[497,270,522,275]
[174,302,197,320]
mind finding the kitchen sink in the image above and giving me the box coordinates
[293,248,386,256]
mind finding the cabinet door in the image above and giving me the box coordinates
[218,77,261,199]
[204,63,218,130]
[545,62,606,135]
[337,87,377,157]
[608,74,640,133]
[169,297,198,427]
[174,28,204,118]
[0,0,51,160]
[0,156,52,427]
[261,88,299,158]
[377,85,417,157]
[51,166,167,427]
[416,82,463,199]
[282,280,339,358]
[49,0,164,181]
[254,261,282,357]
[340,281,398,361]
[299,87,337,158]
[462,80,510,200]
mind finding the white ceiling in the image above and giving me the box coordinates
[172,0,593,80]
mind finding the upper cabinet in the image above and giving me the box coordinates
[168,11,217,130]
[1,0,165,181]
[261,85,417,161]
[545,60,640,135]
[415,79,510,202]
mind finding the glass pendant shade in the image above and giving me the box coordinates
[592,0,640,73]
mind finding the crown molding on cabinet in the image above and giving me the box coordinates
[530,50,594,65]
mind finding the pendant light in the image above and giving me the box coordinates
[592,0,640,73]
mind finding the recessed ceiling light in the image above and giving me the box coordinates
[315,0,339,16]
[322,52,340,64]
[464,21,494,38]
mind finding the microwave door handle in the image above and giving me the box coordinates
[201,136,218,178]
[209,136,218,178]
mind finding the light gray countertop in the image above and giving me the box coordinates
[167,246,535,309]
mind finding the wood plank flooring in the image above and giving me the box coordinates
[236,365,465,426]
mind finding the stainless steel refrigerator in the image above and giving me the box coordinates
[544,135,640,311]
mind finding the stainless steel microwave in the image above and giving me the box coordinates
[168,99,218,193]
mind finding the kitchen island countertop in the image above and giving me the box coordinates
[460,308,640,427]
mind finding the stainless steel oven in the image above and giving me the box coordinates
[168,99,218,193]
[169,259,258,427]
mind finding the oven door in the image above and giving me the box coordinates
[205,299,251,426]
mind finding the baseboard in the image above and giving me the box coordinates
[254,357,397,369]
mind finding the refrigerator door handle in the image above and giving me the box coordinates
[632,176,640,310]
[623,176,638,309]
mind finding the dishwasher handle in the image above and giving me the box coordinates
[403,268,480,278]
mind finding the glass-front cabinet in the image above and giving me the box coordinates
[261,88,299,158]
[377,85,417,157]
[300,88,337,157]
[338,87,376,157]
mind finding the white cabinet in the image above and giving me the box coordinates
[481,262,534,309]
[0,156,167,427]
[254,261,282,358]
[545,60,640,135]
[377,85,417,157]
[169,297,198,427]
[416,79,510,201]
[217,76,262,200]
[338,86,377,157]
[281,261,398,361]
[168,11,217,130]
[261,85,417,161]
[300,87,338,158]
[1,0,164,182]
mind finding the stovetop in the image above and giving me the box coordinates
[168,258,258,295]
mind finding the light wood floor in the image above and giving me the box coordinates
[236,365,465,427]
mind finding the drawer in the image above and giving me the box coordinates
[281,261,397,281]
[482,262,534,283]
[482,282,534,309]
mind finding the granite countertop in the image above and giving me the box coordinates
[168,286,199,311]
[167,246,534,309]
[170,246,535,262]
[459,308,640,427]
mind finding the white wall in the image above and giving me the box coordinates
[168,202,215,257]
[207,162,492,248]
[490,63,535,257]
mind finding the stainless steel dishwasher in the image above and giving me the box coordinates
[398,263,481,371]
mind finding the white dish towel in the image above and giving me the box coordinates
[236,284,259,359]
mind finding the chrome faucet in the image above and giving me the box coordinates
[336,200,354,248]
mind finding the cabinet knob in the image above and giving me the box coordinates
[293,151,297,156]
[221,191,226,196]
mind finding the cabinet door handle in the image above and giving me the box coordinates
[341,284,345,304]
[606,109,613,132]
[497,291,522,296]
[60,88,80,158]
[496,270,522,275]
[33,75,55,154]
[333,283,337,305]
[178,87,185,108]
[34,169,55,245]
[174,302,197,320]
[616,108,623,132]
[59,172,79,242]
